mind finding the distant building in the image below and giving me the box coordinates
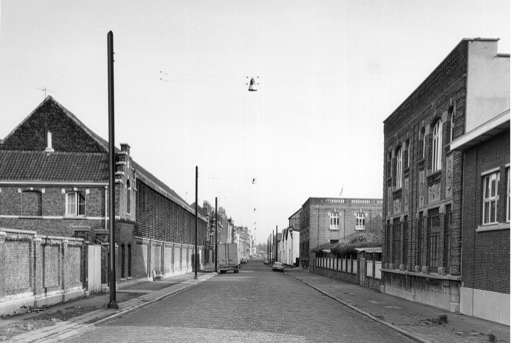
[299,197,383,271]
[382,38,509,316]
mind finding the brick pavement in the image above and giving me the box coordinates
[63,262,413,343]
[285,268,510,343]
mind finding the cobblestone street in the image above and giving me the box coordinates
[64,260,412,343]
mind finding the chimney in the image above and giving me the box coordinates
[120,143,130,155]
[45,131,54,152]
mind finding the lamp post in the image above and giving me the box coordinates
[275,225,278,264]
[107,31,118,310]
[215,197,218,273]
[194,166,198,280]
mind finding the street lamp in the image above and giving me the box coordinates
[107,31,118,310]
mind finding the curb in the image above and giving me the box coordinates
[286,272,428,343]
[9,273,217,343]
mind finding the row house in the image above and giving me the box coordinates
[298,197,383,271]
[0,96,208,288]
[382,38,509,317]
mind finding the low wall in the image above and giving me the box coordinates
[0,228,85,316]
[312,254,383,290]
[130,237,204,281]
[460,287,510,325]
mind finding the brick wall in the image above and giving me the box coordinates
[0,228,85,315]
[0,186,106,236]
[382,40,468,277]
[134,180,207,245]
[461,130,510,294]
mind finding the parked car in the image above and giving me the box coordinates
[240,257,248,264]
[272,262,284,272]
[264,259,270,265]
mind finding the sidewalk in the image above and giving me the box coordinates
[2,272,217,343]
[285,267,510,343]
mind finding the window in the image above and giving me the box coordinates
[387,152,392,178]
[126,179,131,215]
[329,212,339,229]
[482,171,500,225]
[432,120,442,171]
[356,212,365,230]
[396,147,402,188]
[416,212,424,266]
[507,167,510,222]
[392,218,401,268]
[420,128,426,159]
[66,192,85,216]
[443,205,452,271]
[449,109,455,142]
[405,140,410,168]
[403,216,409,269]
[427,209,440,271]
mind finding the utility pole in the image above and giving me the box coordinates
[276,225,278,263]
[194,166,198,280]
[215,197,218,273]
[107,31,118,310]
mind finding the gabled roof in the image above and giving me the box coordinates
[0,96,201,218]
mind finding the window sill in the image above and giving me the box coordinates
[64,216,87,219]
[476,223,510,233]
[329,228,340,231]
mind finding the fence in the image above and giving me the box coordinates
[0,228,86,315]
[313,249,383,290]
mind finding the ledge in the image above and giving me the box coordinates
[476,223,510,233]
[382,268,461,281]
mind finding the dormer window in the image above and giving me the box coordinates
[66,191,85,216]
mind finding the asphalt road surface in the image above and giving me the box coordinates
[65,259,412,343]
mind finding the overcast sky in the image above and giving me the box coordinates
[0,0,510,243]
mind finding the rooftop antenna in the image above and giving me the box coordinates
[339,184,344,197]
[37,87,55,98]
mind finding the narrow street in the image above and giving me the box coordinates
[64,259,412,343]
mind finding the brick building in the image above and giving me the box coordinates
[451,109,510,325]
[382,38,509,313]
[0,96,208,287]
[299,197,383,271]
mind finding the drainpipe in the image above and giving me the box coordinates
[105,185,108,229]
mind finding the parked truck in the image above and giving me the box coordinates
[217,243,240,274]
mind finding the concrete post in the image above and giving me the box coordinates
[33,235,43,298]
[0,231,5,298]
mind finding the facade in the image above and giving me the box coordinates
[299,197,383,271]
[282,227,300,266]
[0,97,208,288]
[382,38,509,314]
[451,109,510,325]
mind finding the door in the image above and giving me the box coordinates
[87,245,102,293]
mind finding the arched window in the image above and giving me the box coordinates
[395,147,402,188]
[449,108,455,142]
[126,180,131,215]
[420,128,426,159]
[432,120,442,171]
